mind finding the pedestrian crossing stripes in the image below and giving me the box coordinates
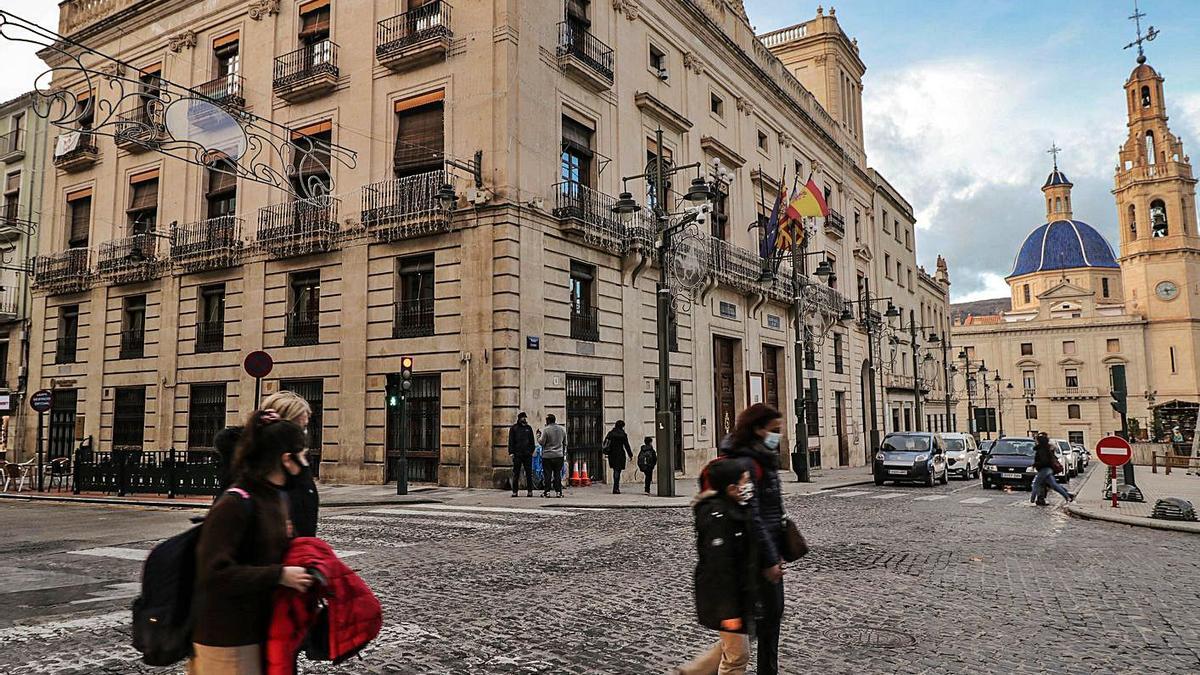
[830,491,870,498]
[913,495,949,501]
[959,497,992,505]
[868,493,906,500]
[69,546,365,561]
[408,504,582,517]
[821,489,1036,507]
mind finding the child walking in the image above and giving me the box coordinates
[674,459,759,675]
[637,437,657,495]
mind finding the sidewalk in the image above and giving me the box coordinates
[1067,464,1200,534]
[0,466,874,510]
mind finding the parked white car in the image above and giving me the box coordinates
[1071,443,1089,472]
[1052,439,1075,482]
[941,432,981,479]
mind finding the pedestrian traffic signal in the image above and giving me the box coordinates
[1110,389,1127,416]
[400,355,414,394]
[385,381,400,409]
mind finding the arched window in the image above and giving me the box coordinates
[1146,131,1157,165]
[1055,197,1062,212]
[1128,204,1137,236]
[1065,195,1070,210]
[1047,198,1052,212]
[1141,85,1152,108]
[1151,199,1168,237]
[1182,198,1190,235]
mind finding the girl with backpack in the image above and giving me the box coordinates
[189,411,313,675]
[637,437,657,495]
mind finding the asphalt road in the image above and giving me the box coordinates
[1,467,1197,674]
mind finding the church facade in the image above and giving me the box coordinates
[951,55,1198,445]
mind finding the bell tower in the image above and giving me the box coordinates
[1042,144,1074,222]
[1112,11,1200,400]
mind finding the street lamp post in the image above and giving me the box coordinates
[930,331,953,432]
[993,372,1012,438]
[612,128,721,497]
[978,361,991,440]
[886,309,938,432]
[844,285,895,458]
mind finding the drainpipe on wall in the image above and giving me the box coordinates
[461,351,471,488]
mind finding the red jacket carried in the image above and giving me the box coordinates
[266,537,382,675]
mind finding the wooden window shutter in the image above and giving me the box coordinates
[561,117,593,154]
[4,172,20,194]
[213,31,239,49]
[207,164,237,195]
[394,101,444,176]
[69,197,91,243]
[294,130,332,177]
[129,180,159,210]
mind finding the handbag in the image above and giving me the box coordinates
[780,515,809,562]
[1051,460,1064,475]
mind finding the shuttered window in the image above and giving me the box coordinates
[292,129,332,195]
[206,161,237,218]
[394,101,444,178]
[127,179,159,233]
[68,195,91,248]
[300,1,331,41]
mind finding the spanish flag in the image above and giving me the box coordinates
[777,178,828,250]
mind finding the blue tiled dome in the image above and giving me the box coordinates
[1043,170,1072,188]
[1008,220,1119,278]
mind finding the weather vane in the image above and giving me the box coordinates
[1123,0,1160,64]
[1047,142,1061,171]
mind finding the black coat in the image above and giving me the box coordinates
[288,464,320,538]
[604,428,633,469]
[637,444,657,473]
[720,436,785,568]
[693,492,758,634]
[508,421,536,457]
[1034,443,1057,470]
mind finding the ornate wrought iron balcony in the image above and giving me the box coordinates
[556,22,614,91]
[273,40,339,102]
[258,196,340,259]
[195,74,246,108]
[361,170,450,242]
[710,238,764,293]
[376,1,452,71]
[825,209,845,237]
[286,311,320,346]
[394,297,435,338]
[171,216,244,273]
[0,129,24,161]
[114,104,168,152]
[52,132,99,172]
[570,305,599,342]
[97,233,163,285]
[34,248,93,295]
[552,182,629,254]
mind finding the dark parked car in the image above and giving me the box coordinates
[979,439,997,463]
[981,437,1038,489]
[873,432,948,487]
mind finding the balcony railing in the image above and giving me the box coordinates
[552,182,630,254]
[195,319,225,353]
[825,209,845,237]
[52,132,99,171]
[376,1,452,67]
[570,305,599,342]
[0,129,24,159]
[362,169,450,242]
[286,312,320,346]
[97,233,162,284]
[55,335,78,364]
[393,298,435,338]
[273,40,339,101]
[1048,386,1101,400]
[556,22,614,87]
[195,74,245,108]
[171,216,244,273]
[34,248,93,295]
[710,238,764,293]
[257,196,340,259]
[0,288,17,320]
[114,105,167,151]
[119,328,145,359]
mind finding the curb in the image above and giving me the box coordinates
[1066,503,1200,534]
[321,498,444,508]
[0,492,210,509]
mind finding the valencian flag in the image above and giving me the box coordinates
[758,168,787,260]
[777,177,829,250]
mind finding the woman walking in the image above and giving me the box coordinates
[1031,432,1074,506]
[189,411,313,675]
[675,459,757,675]
[259,391,319,537]
[604,420,633,494]
[719,403,788,675]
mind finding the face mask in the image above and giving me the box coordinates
[736,481,755,505]
[763,431,782,450]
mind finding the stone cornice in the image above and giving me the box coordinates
[952,317,1148,337]
[700,135,746,168]
[634,91,693,133]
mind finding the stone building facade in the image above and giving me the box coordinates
[952,55,1198,446]
[23,0,948,485]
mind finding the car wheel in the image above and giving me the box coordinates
[925,471,935,487]
[874,477,884,486]
[982,477,991,489]
[939,468,949,485]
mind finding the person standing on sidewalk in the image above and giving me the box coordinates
[508,412,536,497]
[260,391,319,538]
[540,414,567,498]
[604,420,634,494]
[1031,432,1074,506]
[637,437,657,495]
[674,458,757,675]
[719,403,787,675]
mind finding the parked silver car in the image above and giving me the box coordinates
[1051,439,1074,482]
[941,432,981,479]
[1071,443,1089,471]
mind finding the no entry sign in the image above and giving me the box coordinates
[243,350,274,379]
[1095,435,1133,467]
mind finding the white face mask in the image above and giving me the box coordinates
[763,431,782,450]
[736,481,755,505]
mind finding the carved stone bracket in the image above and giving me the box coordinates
[167,30,196,53]
[101,62,125,78]
[735,96,756,117]
[248,0,281,21]
[682,51,705,75]
[778,131,794,149]
[612,0,640,20]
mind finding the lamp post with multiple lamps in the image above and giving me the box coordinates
[992,372,1013,438]
[884,310,940,432]
[955,349,987,437]
[843,286,896,457]
[611,129,727,497]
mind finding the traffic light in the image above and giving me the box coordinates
[385,380,400,410]
[400,355,414,396]
[1110,389,1127,416]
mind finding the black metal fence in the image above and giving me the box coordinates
[556,22,614,82]
[394,297,434,338]
[74,446,223,498]
[274,40,339,89]
[196,74,245,107]
[570,305,599,341]
[171,216,244,272]
[377,1,451,57]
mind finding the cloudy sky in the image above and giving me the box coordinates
[0,2,1196,301]
[747,0,1200,301]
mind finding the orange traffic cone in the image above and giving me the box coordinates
[581,462,591,487]
[569,462,581,487]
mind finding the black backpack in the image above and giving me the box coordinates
[131,488,251,666]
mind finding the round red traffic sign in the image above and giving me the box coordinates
[1095,435,1133,467]
[243,350,274,379]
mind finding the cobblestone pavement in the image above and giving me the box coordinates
[1,467,1198,674]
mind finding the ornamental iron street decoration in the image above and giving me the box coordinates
[0,10,356,200]
[665,218,708,313]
